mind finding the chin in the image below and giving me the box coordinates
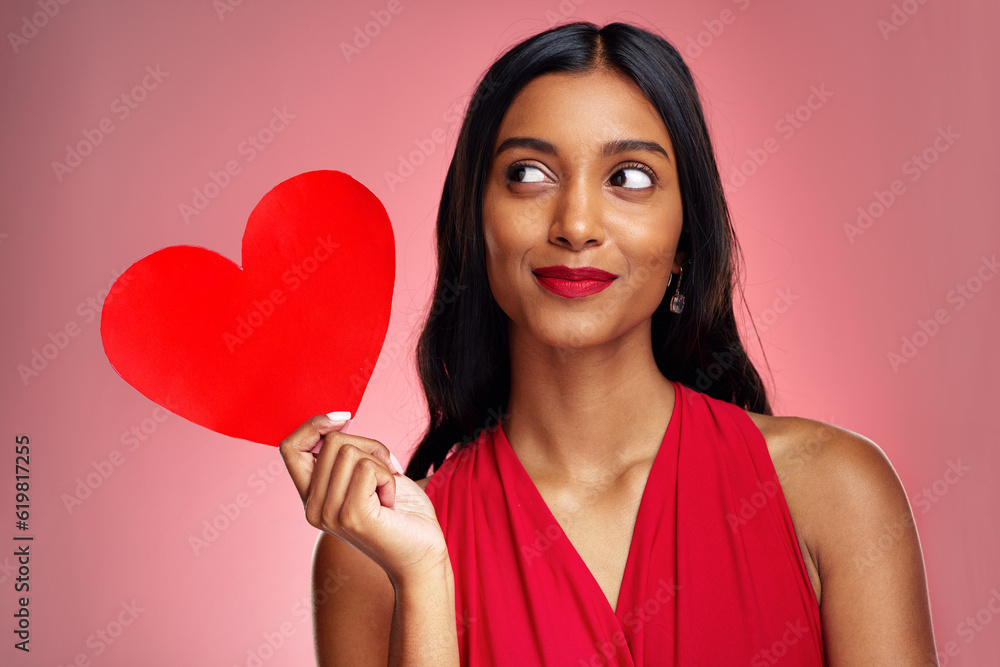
[525,318,616,352]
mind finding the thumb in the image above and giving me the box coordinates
[309,411,354,455]
[280,412,352,500]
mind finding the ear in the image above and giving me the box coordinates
[672,250,687,274]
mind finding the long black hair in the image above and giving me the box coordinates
[405,21,772,479]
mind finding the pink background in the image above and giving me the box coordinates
[2,0,997,665]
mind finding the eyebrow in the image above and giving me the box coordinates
[494,136,671,161]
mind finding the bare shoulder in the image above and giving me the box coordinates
[311,477,433,666]
[416,476,431,490]
[743,411,902,572]
[743,411,907,535]
[747,412,907,496]
[744,411,937,664]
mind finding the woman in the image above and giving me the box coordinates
[280,22,938,666]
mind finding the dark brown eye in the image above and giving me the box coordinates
[609,166,654,189]
[506,163,546,183]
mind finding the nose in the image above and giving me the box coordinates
[548,179,605,251]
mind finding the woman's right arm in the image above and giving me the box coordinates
[280,415,460,666]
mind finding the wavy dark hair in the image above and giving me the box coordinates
[405,21,772,479]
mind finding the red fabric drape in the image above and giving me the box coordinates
[425,379,824,666]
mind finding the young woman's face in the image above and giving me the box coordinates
[482,68,685,351]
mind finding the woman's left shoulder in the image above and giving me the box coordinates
[743,411,899,492]
[741,412,902,600]
[744,411,937,662]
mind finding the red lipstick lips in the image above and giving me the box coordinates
[532,265,618,299]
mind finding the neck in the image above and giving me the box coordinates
[502,319,676,481]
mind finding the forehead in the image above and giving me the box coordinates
[494,69,673,152]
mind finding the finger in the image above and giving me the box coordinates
[308,433,395,531]
[306,433,355,529]
[388,451,405,476]
[279,413,352,500]
[304,416,403,476]
[312,442,355,536]
[317,430,397,476]
[338,457,397,544]
[309,412,353,454]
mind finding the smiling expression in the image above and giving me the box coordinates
[482,67,685,350]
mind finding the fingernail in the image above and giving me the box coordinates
[389,451,404,475]
[326,411,352,423]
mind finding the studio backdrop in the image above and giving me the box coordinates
[1,0,997,665]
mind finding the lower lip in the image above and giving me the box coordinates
[534,275,615,298]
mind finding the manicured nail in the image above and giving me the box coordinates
[326,411,352,423]
[389,451,404,475]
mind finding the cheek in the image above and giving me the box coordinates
[482,184,508,257]
[481,216,506,285]
[482,200,531,280]
[484,233,525,308]
[616,213,684,306]
[481,213,521,312]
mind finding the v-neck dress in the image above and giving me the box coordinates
[423,379,824,666]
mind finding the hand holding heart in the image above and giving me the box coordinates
[279,414,449,585]
[100,169,446,582]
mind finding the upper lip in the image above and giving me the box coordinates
[532,265,618,281]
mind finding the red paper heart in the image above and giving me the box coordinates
[100,170,395,446]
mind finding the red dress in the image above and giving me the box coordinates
[424,379,825,666]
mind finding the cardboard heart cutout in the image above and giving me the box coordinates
[100,170,395,446]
